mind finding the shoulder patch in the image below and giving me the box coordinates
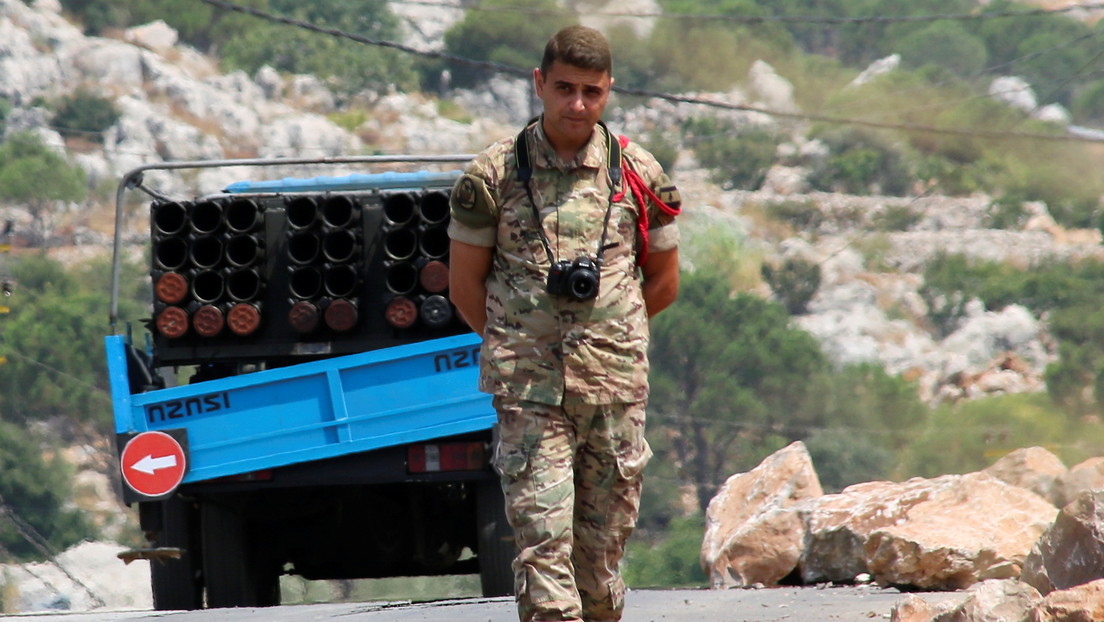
[455,175,478,210]
[449,172,498,230]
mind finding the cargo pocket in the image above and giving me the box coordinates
[492,440,530,481]
[615,437,652,481]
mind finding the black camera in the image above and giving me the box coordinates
[546,257,601,301]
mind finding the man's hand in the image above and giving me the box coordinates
[448,240,493,336]
[641,248,679,317]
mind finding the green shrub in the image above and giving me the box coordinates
[685,117,779,190]
[806,428,894,492]
[624,515,707,589]
[985,197,1030,230]
[896,393,1102,478]
[897,21,988,78]
[807,129,912,196]
[761,257,821,315]
[1072,79,1104,125]
[765,199,823,231]
[870,205,921,232]
[51,89,119,142]
[442,0,570,88]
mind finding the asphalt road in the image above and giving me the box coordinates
[0,586,967,621]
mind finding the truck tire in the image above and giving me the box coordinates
[476,480,515,597]
[200,501,280,608]
[149,497,203,610]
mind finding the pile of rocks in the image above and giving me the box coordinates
[702,443,1104,621]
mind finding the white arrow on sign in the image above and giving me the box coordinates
[131,454,179,475]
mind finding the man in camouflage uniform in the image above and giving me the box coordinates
[448,24,681,622]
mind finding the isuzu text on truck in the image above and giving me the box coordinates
[104,156,513,609]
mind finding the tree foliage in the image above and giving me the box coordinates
[0,133,87,244]
[442,0,571,88]
[649,270,829,512]
[0,253,146,429]
[897,393,1104,478]
[897,21,988,78]
[51,89,120,143]
[646,268,925,509]
[0,420,91,561]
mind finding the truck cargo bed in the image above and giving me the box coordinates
[106,333,492,484]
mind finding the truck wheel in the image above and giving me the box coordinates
[476,480,515,597]
[200,501,280,608]
[148,497,203,610]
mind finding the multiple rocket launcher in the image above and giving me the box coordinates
[148,180,466,366]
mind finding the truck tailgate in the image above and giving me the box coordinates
[106,333,492,483]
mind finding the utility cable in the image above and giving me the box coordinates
[395,0,1104,25]
[0,492,106,608]
[826,29,1104,122]
[196,0,1104,145]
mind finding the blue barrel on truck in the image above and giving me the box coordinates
[106,159,514,609]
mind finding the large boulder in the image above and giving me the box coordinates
[801,479,929,584]
[705,445,1059,592]
[945,579,1041,622]
[701,441,823,587]
[864,473,1057,590]
[1056,458,1104,508]
[983,446,1067,506]
[892,579,1104,622]
[801,473,1057,589]
[1028,578,1104,622]
[1021,491,1104,595]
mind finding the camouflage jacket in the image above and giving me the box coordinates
[448,120,680,405]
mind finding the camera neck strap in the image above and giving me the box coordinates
[515,117,622,267]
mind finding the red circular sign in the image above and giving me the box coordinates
[121,431,187,497]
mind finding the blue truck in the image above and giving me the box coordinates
[104,156,513,609]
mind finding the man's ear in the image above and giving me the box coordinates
[533,67,544,97]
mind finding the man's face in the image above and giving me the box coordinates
[534,61,613,156]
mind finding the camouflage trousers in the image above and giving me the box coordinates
[491,396,652,622]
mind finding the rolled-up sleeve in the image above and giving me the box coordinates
[449,169,499,247]
[647,221,680,253]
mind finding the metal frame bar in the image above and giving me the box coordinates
[109,155,474,332]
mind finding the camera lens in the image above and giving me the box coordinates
[568,269,599,301]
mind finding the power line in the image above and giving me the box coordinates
[395,0,1104,25]
[198,0,1104,145]
[0,491,106,608]
[827,28,1104,122]
[199,0,528,78]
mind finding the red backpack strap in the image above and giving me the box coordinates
[617,136,680,266]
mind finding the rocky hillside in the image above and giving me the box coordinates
[1,0,1100,407]
[1,0,1103,613]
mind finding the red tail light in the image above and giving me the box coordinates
[408,442,486,473]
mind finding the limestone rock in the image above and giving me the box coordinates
[123,20,178,53]
[802,479,929,584]
[1056,458,1104,508]
[851,54,900,87]
[983,446,1067,505]
[1021,491,1104,595]
[863,473,1057,590]
[991,76,1037,113]
[748,60,797,113]
[890,594,940,622]
[1028,578,1104,622]
[930,579,1041,622]
[701,441,823,588]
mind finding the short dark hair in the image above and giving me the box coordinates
[540,25,612,76]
